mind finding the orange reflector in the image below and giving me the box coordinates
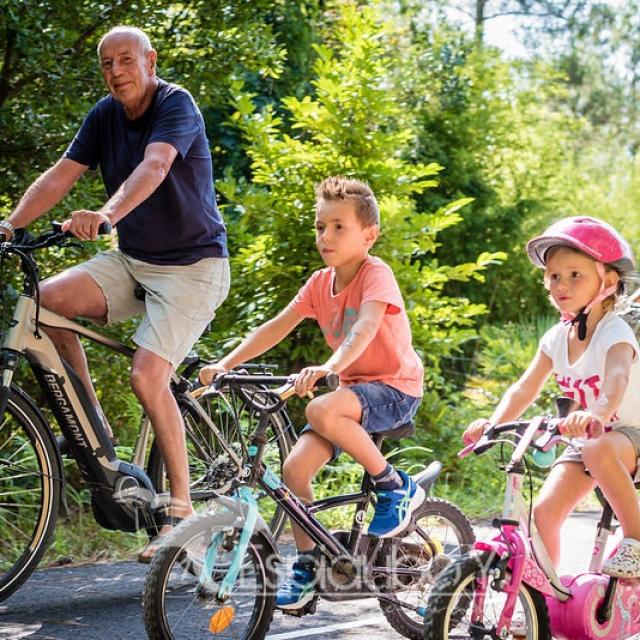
[209,605,235,633]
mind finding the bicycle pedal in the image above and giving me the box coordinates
[280,596,318,617]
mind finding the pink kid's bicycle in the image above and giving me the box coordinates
[422,412,640,640]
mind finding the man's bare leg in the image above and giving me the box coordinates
[131,348,194,561]
[40,269,113,437]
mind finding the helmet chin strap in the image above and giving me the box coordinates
[561,263,617,341]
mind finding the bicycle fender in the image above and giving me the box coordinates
[414,460,442,495]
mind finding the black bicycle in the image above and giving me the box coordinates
[0,225,293,601]
[143,372,475,640]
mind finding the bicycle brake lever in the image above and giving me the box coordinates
[458,441,476,458]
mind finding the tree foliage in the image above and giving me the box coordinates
[203,3,504,392]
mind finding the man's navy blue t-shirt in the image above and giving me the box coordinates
[64,79,228,265]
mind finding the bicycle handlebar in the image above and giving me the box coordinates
[192,371,340,413]
[2,221,112,253]
[458,417,564,458]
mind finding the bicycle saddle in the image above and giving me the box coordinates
[376,421,415,440]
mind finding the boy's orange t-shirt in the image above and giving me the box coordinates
[289,255,424,398]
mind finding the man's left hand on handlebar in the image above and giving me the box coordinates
[61,210,111,241]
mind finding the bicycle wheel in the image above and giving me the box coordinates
[422,551,551,640]
[377,497,475,640]
[0,386,61,602]
[147,386,294,538]
[144,511,277,640]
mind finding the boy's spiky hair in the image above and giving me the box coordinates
[315,176,380,227]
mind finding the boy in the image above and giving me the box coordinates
[200,176,424,610]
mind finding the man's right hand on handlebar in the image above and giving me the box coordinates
[463,418,492,445]
[61,210,111,241]
[0,221,14,243]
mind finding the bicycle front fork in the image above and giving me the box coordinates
[0,349,19,415]
[197,487,259,602]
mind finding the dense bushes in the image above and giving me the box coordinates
[2,1,638,558]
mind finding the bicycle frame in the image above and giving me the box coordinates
[195,382,442,612]
[3,295,132,478]
[471,418,570,635]
[469,416,640,639]
[1,291,242,530]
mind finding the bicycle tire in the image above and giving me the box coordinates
[422,550,551,640]
[143,511,277,640]
[377,497,475,640]
[146,387,294,538]
[0,386,61,602]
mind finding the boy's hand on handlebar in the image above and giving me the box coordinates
[199,363,227,386]
[559,410,604,438]
[463,418,491,445]
[62,210,111,241]
[294,365,335,397]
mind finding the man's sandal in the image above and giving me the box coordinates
[138,515,185,564]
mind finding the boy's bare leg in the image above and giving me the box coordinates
[305,388,388,475]
[532,462,594,566]
[282,432,333,552]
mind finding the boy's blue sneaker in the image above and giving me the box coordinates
[276,558,317,610]
[368,470,425,538]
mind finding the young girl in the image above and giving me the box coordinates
[464,216,640,578]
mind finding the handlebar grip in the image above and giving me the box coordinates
[324,373,339,391]
[57,220,112,238]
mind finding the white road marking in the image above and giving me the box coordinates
[0,623,42,639]
[266,615,386,639]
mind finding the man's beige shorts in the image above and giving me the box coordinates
[75,250,230,368]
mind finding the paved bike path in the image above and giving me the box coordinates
[0,511,604,640]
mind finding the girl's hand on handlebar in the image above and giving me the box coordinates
[199,362,227,386]
[559,410,604,439]
[463,418,491,445]
[62,210,111,241]
[294,365,335,397]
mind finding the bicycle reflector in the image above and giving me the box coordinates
[209,605,235,633]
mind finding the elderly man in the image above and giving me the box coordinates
[0,26,229,561]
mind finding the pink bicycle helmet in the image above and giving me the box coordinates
[527,216,635,340]
[526,216,635,273]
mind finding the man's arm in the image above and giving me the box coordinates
[4,158,88,239]
[62,142,178,240]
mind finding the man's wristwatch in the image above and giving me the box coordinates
[0,220,15,240]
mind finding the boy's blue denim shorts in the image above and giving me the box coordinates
[300,381,421,462]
